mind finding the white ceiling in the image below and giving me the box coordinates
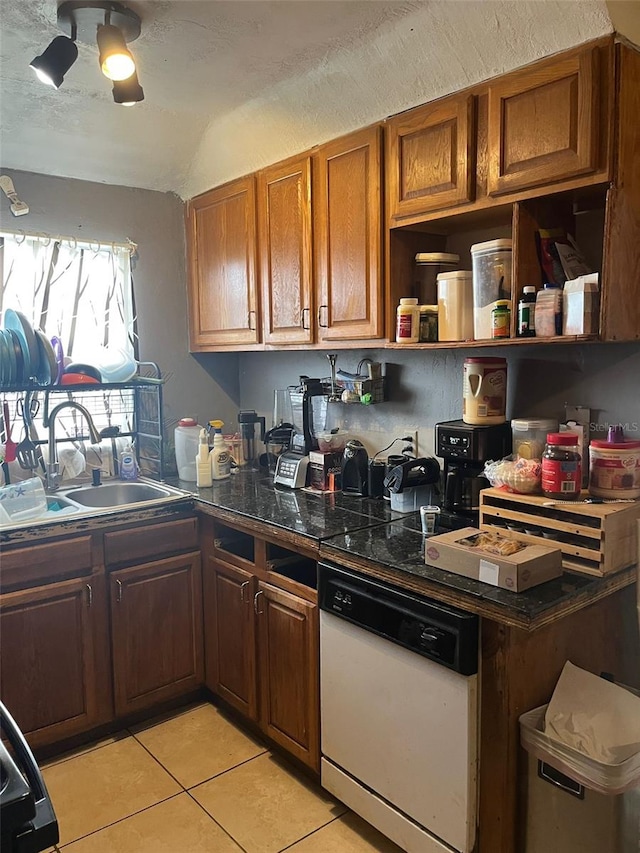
[0,1,619,199]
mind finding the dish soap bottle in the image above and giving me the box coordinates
[210,421,231,480]
[119,443,139,481]
[196,428,213,488]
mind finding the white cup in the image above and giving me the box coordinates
[420,505,441,536]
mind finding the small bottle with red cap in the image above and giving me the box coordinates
[541,433,582,500]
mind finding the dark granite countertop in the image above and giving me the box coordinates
[178,472,637,631]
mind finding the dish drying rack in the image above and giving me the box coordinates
[321,356,385,404]
[1,362,165,481]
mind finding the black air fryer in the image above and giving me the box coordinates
[341,440,368,495]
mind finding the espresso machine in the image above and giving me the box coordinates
[435,420,511,525]
[274,378,325,488]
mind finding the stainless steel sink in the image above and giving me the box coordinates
[63,482,177,508]
[46,495,77,509]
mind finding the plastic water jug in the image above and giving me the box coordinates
[174,418,202,481]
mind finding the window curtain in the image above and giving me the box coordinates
[0,232,136,359]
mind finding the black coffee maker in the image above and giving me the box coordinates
[435,420,511,523]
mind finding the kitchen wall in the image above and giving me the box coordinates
[0,169,241,436]
[239,342,640,458]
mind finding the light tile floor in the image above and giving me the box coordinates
[42,702,404,853]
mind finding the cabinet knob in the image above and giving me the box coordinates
[240,580,249,603]
[254,590,264,615]
[318,305,329,328]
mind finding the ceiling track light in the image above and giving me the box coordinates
[30,34,78,89]
[30,1,144,104]
[112,70,144,106]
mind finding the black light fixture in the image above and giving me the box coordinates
[112,70,144,106]
[31,1,144,104]
[30,34,78,89]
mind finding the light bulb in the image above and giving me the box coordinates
[97,24,136,82]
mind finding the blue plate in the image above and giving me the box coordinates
[7,329,23,385]
[0,330,9,387]
[3,309,37,382]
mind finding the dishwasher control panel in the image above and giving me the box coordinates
[319,562,478,675]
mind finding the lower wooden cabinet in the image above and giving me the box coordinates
[0,574,111,748]
[110,552,204,717]
[256,581,319,769]
[204,559,320,771]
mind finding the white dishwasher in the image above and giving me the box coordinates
[319,562,479,853]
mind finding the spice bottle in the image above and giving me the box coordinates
[419,304,438,342]
[517,286,536,337]
[490,300,511,339]
[541,433,582,500]
[396,298,420,343]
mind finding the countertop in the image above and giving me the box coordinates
[175,472,637,631]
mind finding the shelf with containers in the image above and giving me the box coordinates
[385,183,611,347]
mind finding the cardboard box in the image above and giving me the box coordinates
[307,450,342,491]
[424,527,563,592]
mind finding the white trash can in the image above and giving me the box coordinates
[519,704,640,853]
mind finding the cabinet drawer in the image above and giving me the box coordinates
[0,535,93,590]
[105,517,198,567]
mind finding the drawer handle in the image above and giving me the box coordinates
[254,590,264,615]
[86,583,93,608]
[116,579,123,603]
[248,310,257,331]
[301,307,310,330]
[240,580,249,603]
[318,304,328,328]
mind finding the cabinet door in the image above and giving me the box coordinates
[186,177,260,348]
[256,582,319,770]
[314,126,384,341]
[110,553,203,717]
[0,576,110,748]
[488,46,599,196]
[258,156,314,345]
[203,559,258,720]
[387,93,475,220]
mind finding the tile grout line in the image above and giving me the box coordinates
[185,788,251,853]
[56,791,184,849]
[184,748,270,792]
[276,812,345,852]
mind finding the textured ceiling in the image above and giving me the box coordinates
[0,1,615,199]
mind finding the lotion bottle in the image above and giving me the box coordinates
[210,425,231,480]
[196,428,213,487]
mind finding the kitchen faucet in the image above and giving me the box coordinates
[44,402,101,492]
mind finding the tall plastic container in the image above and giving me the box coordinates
[174,417,202,481]
[471,239,513,340]
[436,270,474,341]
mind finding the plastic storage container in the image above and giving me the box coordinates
[0,477,47,525]
[462,357,507,425]
[174,417,202,481]
[589,438,640,499]
[471,239,513,340]
[436,270,473,341]
[519,704,640,853]
[511,418,559,460]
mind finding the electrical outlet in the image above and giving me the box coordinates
[403,430,418,456]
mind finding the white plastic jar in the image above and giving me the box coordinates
[174,417,202,481]
[471,239,513,340]
[589,439,640,499]
[436,270,474,341]
[396,297,420,343]
[463,357,507,425]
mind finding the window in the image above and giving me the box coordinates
[0,231,136,360]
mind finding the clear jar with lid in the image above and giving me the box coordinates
[541,433,582,500]
[396,297,420,343]
[418,305,438,342]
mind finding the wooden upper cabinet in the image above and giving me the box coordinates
[258,156,313,345]
[387,93,475,220]
[314,126,384,341]
[186,177,259,349]
[488,46,600,196]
